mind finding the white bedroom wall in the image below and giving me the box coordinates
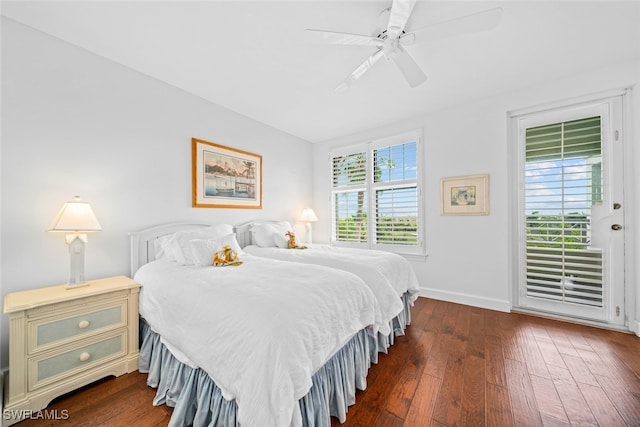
[313,60,640,318]
[0,18,313,368]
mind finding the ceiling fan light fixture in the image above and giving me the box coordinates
[383,37,399,57]
[307,0,502,91]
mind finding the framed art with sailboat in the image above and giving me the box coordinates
[192,138,262,209]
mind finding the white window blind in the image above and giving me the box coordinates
[331,133,422,253]
[524,116,603,307]
[373,141,418,246]
[332,152,368,243]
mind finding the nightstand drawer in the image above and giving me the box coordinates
[29,330,127,391]
[29,300,127,353]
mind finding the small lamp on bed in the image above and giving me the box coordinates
[48,196,102,288]
[299,208,318,245]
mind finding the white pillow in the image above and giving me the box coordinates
[274,233,289,249]
[173,224,234,265]
[189,234,244,267]
[153,235,175,261]
[251,222,294,248]
[251,223,278,247]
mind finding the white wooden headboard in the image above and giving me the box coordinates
[130,220,291,276]
[129,222,211,276]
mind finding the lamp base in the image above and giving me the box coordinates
[65,282,91,290]
[305,222,313,245]
[67,235,86,286]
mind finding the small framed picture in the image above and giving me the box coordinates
[192,138,262,209]
[441,174,489,215]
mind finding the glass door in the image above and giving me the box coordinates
[514,95,625,325]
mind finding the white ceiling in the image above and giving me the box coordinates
[3,1,639,143]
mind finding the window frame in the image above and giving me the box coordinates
[329,129,424,257]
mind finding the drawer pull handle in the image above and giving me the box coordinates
[78,320,90,329]
[79,352,91,362]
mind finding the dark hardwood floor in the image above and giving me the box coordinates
[14,297,640,426]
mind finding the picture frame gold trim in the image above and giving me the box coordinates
[440,174,489,215]
[192,138,262,209]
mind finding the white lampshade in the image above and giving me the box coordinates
[299,208,318,222]
[49,196,102,232]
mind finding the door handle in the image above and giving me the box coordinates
[611,224,623,231]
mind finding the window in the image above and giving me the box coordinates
[330,131,422,254]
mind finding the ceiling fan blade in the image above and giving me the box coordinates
[387,0,416,38]
[335,49,385,93]
[392,46,427,88]
[305,29,383,47]
[408,7,503,45]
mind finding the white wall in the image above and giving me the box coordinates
[0,18,314,367]
[313,60,640,319]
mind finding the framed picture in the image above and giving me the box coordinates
[192,138,262,209]
[441,174,489,215]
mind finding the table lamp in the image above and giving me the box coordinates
[48,196,102,287]
[299,208,318,244]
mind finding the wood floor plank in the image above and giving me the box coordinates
[605,337,640,378]
[371,410,404,427]
[403,372,441,427]
[16,298,640,427]
[430,335,466,426]
[547,364,598,426]
[560,353,598,387]
[422,331,453,380]
[535,336,567,369]
[439,302,460,337]
[409,298,434,332]
[540,413,571,427]
[519,328,551,379]
[582,333,640,395]
[529,374,568,423]
[593,373,640,426]
[408,329,436,369]
[500,323,528,364]
[483,308,500,337]
[564,328,596,353]
[459,354,485,426]
[577,380,627,427]
[485,334,507,387]
[546,328,582,358]
[467,308,485,359]
[384,356,421,419]
[486,383,514,427]
[504,358,543,426]
[576,347,618,378]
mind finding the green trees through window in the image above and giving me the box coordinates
[331,136,421,251]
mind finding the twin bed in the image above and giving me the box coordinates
[130,221,420,427]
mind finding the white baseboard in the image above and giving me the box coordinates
[630,319,640,337]
[418,287,511,313]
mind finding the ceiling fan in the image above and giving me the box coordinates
[305,0,503,92]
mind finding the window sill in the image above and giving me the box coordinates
[396,252,428,262]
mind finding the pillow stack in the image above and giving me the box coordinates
[153,224,244,267]
[250,221,293,248]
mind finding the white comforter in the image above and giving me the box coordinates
[244,245,421,330]
[135,255,377,427]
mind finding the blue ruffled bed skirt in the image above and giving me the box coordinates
[139,292,413,427]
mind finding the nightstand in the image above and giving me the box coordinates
[2,276,140,426]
